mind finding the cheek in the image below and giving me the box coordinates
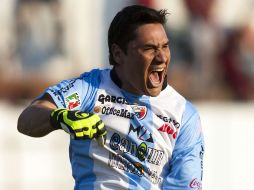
[126,52,151,78]
[140,54,153,68]
[167,49,171,62]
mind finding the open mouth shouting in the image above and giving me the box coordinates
[148,67,166,88]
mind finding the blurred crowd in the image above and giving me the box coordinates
[167,0,254,101]
[0,0,253,102]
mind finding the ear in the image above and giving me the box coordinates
[111,44,124,65]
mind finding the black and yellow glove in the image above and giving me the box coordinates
[50,108,106,140]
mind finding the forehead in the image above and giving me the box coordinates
[133,23,168,44]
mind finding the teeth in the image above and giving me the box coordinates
[153,68,164,72]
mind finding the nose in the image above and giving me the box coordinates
[155,49,167,63]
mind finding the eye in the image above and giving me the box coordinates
[144,47,156,52]
[162,44,169,49]
[143,44,157,52]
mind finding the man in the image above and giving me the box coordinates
[18,5,204,190]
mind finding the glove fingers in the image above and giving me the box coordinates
[51,108,107,141]
[73,118,102,139]
[96,121,107,137]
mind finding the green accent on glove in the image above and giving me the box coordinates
[50,108,106,140]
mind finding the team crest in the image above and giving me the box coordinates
[65,92,80,110]
[132,105,147,120]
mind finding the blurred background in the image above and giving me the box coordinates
[0,0,254,189]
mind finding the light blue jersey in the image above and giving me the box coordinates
[43,69,204,190]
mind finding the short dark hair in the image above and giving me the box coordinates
[108,5,169,65]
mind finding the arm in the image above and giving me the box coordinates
[17,93,58,137]
[18,71,106,139]
[18,93,107,140]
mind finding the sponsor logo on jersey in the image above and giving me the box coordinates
[137,142,147,161]
[49,88,65,107]
[133,162,145,175]
[189,178,202,190]
[100,106,135,119]
[108,132,164,184]
[65,92,80,110]
[109,132,164,165]
[128,124,153,143]
[132,105,147,120]
[108,153,144,177]
[158,123,177,139]
[93,106,101,113]
[108,152,163,184]
[200,144,204,180]
[98,94,129,105]
[156,114,180,128]
[49,79,78,107]
[56,79,77,94]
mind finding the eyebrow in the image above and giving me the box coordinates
[143,41,169,48]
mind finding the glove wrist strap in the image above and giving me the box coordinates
[50,108,66,129]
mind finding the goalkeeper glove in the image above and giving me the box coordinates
[50,108,106,140]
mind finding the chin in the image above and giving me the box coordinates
[146,87,162,97]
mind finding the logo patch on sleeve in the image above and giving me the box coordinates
[65,92,80,110]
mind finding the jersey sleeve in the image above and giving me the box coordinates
[38,69,101,112]
[163,101,204,190]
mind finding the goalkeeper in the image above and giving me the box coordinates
[17,5,204,190]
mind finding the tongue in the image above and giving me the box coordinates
[149,71,160,83]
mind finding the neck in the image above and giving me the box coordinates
[110,67,122,88]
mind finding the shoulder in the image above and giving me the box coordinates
[159,85,199,122]
[59,68,109,92]
[47,69,104,95]
[182,100,200,126]
[44,69,109,110]
[79,68,108,83]
[175,99,203,150]
[151,85,187,120]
